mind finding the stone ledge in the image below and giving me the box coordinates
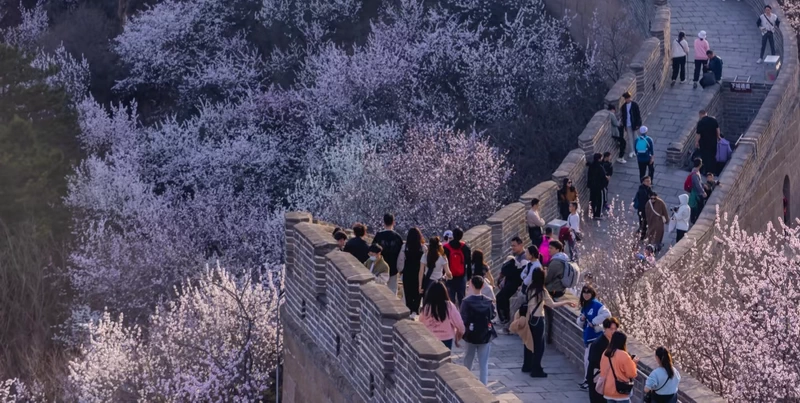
[485,202,525,224]
[435,363,499,403]
[361,282,410,320]
[326,250,374,284]
[395,320,451,361]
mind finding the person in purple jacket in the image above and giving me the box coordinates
[715,135,733,175]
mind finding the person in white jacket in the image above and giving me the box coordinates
[674,194,691,242]
[671,31,690,86]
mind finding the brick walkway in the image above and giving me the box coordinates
[449,334,586,403]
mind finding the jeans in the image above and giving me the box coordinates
[638,160,654,182]
[442,339,453,349]
[693,59,708,82]
[761,31,776,59]
[528,226,542,248]
[463,342,492,385]
[402,271,420,314]
[676,229,686,242]
[529,316,546,373]
[446,276,466,306]
[583,346,590,382]
[496,286,515,323]
[387,275,398,296]
[625,126,636,155]
[671,56,686,81]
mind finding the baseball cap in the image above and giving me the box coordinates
[639,126,648,134]
[443,230,453,239]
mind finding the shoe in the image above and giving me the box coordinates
[530,371,548,378]
[629,152,635,158]
[617,157,627,163]
[579,381,589,389]
[521,367,532,373]
[680,80,686,84]
[410,313,418,320]
[670,80,675,87]
[757,58,763,64]
[693,82,698,89]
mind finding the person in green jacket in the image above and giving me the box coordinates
[364,244,390,285]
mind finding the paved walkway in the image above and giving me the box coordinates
[449,334,586,403]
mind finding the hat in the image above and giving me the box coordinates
[698,30,707,39]
[639,126,648,134]
[443,230,453,239]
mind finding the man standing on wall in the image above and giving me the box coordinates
[620,92,642,160]
[444,227,472,305]
[635,126,655,181]
[372,214,404,296]
[696,110,720,175]
[757,5,780,64]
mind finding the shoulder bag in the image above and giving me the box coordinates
[643,372,669,403]
[608,355,635,395]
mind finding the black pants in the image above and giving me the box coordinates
[613,135,626,158]
[590,188,603,218]
[528,226,542,248]
[638,161,654,181]
[691,197,705,224]
[700,148,716,176]
[676,229,687,242]
[761,31,776,59]
[544,290,564,344]
[671,56,686,81]
[638,210,648,241]
[589,378,606,403]
[496,286,515,323]
[529,317,546,374]
[403,271,421,314]
[521,345,534,372]
[446,276,466,306]
[559,203,570,220]
[693,59,708,82]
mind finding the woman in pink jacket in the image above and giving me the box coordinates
[693,30,710,89]
[419,281,465,349]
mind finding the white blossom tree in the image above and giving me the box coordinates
[0,0,48,50]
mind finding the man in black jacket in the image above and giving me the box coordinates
[620,92,642,160]
[372,214,404,296]
[587,317,620,402]
[344,223,370,264]
[635,176,654,241]
[588,153,609,219]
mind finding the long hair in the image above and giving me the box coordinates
[526,245,540,262]
[559,177,570,194]
[528,269,545,301]
[604,332,628,358]
[427,236,444,270]
[656,346,675,379]
[422,282,451,322]
[406,227,424,252]
[580,284,597,309]
[471,249,487,274]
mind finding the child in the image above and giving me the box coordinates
[635,244,656,266]
[601,152,613,213]
[567,202,581,262]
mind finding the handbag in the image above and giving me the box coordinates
[643,374,669,403]
[608,356,635,395]
[667,212,677,233]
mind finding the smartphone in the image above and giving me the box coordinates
[631,354,637,359]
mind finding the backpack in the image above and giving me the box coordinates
[684,173,693,192]
[635,136,651,161]
[443,242,466,277]
[561,261,581,289]
[633,193,640,210]
[462,296,495,344]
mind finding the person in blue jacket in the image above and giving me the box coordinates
[576,285,611,389]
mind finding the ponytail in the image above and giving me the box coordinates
[655,346,675,379]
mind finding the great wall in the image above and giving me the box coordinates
[281,0,799,401]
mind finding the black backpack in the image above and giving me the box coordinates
[462,296,496,344]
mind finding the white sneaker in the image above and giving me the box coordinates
[629,152,635,158]
[410,313,418,320]
[757,58,763,64]
[617,157,627,163]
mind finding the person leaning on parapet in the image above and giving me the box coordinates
[494,237,526,328]
[607,104,627,163]
[693,30,710,89]
[526,198,545,247]
[621,92,642,159]
[372,213,404,296]
[333,230,347,252]
[344,223,370,263]
[364,244,390,285]
[757,5,780,64]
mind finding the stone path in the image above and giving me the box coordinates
[596,0,768,248]
[449,334,586,403]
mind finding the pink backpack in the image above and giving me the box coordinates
[539,237,551,266]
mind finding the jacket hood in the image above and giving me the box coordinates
[464,294,494,313]
[679,194,689,206]
[551,252,569,262]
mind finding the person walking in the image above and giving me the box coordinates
[364,244,390,285]
[599,332,638,402]
[495,237,527,326]
[644,347,682,403]
[557,178,578,220]
[444,227,471,305]
[526,270,577,378]
[635,176,654,241]
[460,276,496,385]
[671,31,689,86]
[526,198,545,247]
[419,282,464,350]
[757,5,780,64]
[645,192,670,251]
[621,92,642,159]
[397,227,427,316]
[696,110,720,175]
[587,318,620,403]
[693,30,710,89]
[601,152,614,212]
[608,104,627,163]
[372,213,404,295]
[674,194,691,242]
[588,153,609,219]
[635,126,655,181]
[689,159,708,224]
[419,236,452,304]
[567,202,582,261]
[344,223,370,263]
[576,285,611,390]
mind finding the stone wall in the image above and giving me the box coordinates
[721,82,772,144]
[282,212,498,403]
[666,85,723,167]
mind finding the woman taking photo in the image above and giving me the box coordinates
[419,236,452,303]
[526,269,576,378]
[577,285,611,389]
[397,227,426,317]
[419,282,464,349]
[599,332,638,402]
[644,347,681,403]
